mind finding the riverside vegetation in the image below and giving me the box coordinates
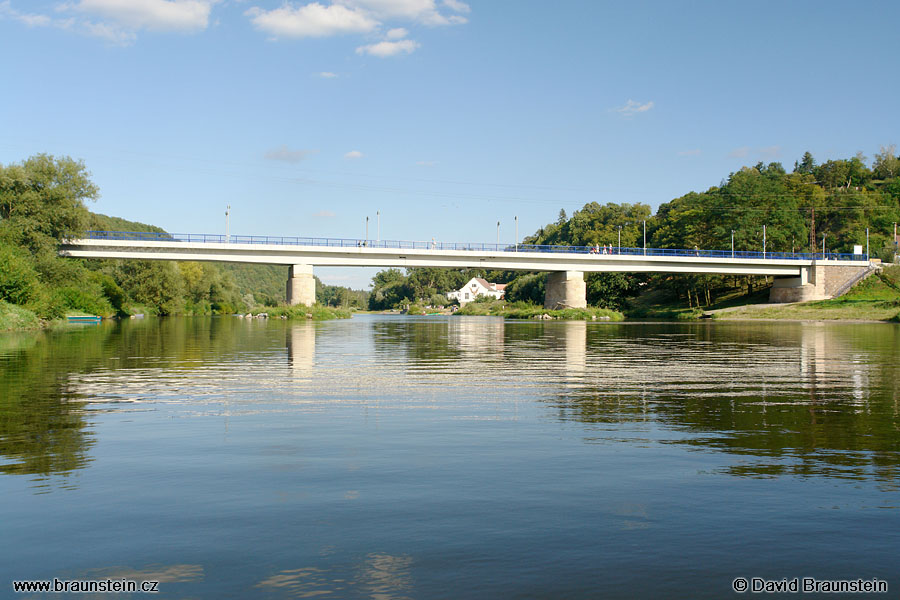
[0,154,364,330]
[3,149,900,329]
[368,147,900,321]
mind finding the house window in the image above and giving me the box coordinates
[465,293,469,299]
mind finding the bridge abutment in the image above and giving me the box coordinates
[769,262,874,303]
[544,271,587,309]
[286,264,316,306]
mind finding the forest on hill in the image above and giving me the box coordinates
[0,154,368,326]
[369,148,900,310]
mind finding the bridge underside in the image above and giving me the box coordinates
[59,239,870,308]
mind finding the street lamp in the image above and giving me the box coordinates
[515,216,518,252]
[731,230,735,258]
[365,216,369,245]
[617,225,622,254]
[763,224,766,259]
[822,233,827,259]
[643,220,646,255]
[496,221,500,245]
[376,210,380,243]
[225,205,231,243]
[866,227,869,260]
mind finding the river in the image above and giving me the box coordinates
[1,315,898,598]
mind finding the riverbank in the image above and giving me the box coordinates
[247,304,352,320]
[456,300,624,321]
[712,266,900,322]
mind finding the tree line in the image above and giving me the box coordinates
[369,147,900,310]
[0,154,368,321]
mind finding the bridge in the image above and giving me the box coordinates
[60,231,875,308]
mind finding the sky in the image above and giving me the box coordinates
[1,0,898,289]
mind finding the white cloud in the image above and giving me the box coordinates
[416,160,437,167]
[313,210,336,217]
[344,150,364,159]
[244,0,466,41]
[615,99,654,116]
[245,2,377,38]
[318,71,338,78]
[442,0,469,13]
[264,145,318,163]
[356,38,418,56]
[67,0,217,32]
[677,149,701,157]
[1,0,218,44]
[759,145,781,159]
[728,147,750,159]
[0,1,53,26]
[341,0,466,25]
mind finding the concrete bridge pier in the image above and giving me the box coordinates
[286,264,316,306]
[544,271,587,309]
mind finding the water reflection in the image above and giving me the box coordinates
[287,323,316,378]
[255,553,413,599]
[1,316,898,491]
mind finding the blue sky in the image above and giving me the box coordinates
[2,0,898,289]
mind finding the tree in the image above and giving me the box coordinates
[873,144,899,179]
[794,151,816,175]
[0,154,98,253]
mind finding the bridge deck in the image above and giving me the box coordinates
[59,232,870,276]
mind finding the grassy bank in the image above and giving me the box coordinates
[0,301,42,331]
[456,299,624,321]
[714,265,900,322]
[248,304,352,320]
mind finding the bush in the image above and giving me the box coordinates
[0,245,39,304]
[56,285,114,316]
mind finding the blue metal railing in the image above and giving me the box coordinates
[81,231,868,262]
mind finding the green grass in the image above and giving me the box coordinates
[455,299,624,321]
[0,301,41,331]
[715,266,900,322]
[248,304,351,320]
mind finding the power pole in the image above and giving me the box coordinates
[809,207,816,252]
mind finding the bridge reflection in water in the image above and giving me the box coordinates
[0,317,896,490]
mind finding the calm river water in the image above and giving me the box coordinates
[1,315,899,598]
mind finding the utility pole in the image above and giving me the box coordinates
[810,207,816,252]
[225,205,231,243]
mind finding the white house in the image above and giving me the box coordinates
[447,277,507,305]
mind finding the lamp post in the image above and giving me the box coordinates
[643,220,646,255]
[225,205,231,243]
[763,225,766,259]
[365,216,369,245]
[376,210,380,243]
[822,233,826,259]
[866,227,869,259]
[731,230,735,258]
[496,221,500,245]
[515,216,518,252]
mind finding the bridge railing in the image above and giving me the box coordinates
[81,231,867,262]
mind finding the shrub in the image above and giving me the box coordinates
[0,245,39,304]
